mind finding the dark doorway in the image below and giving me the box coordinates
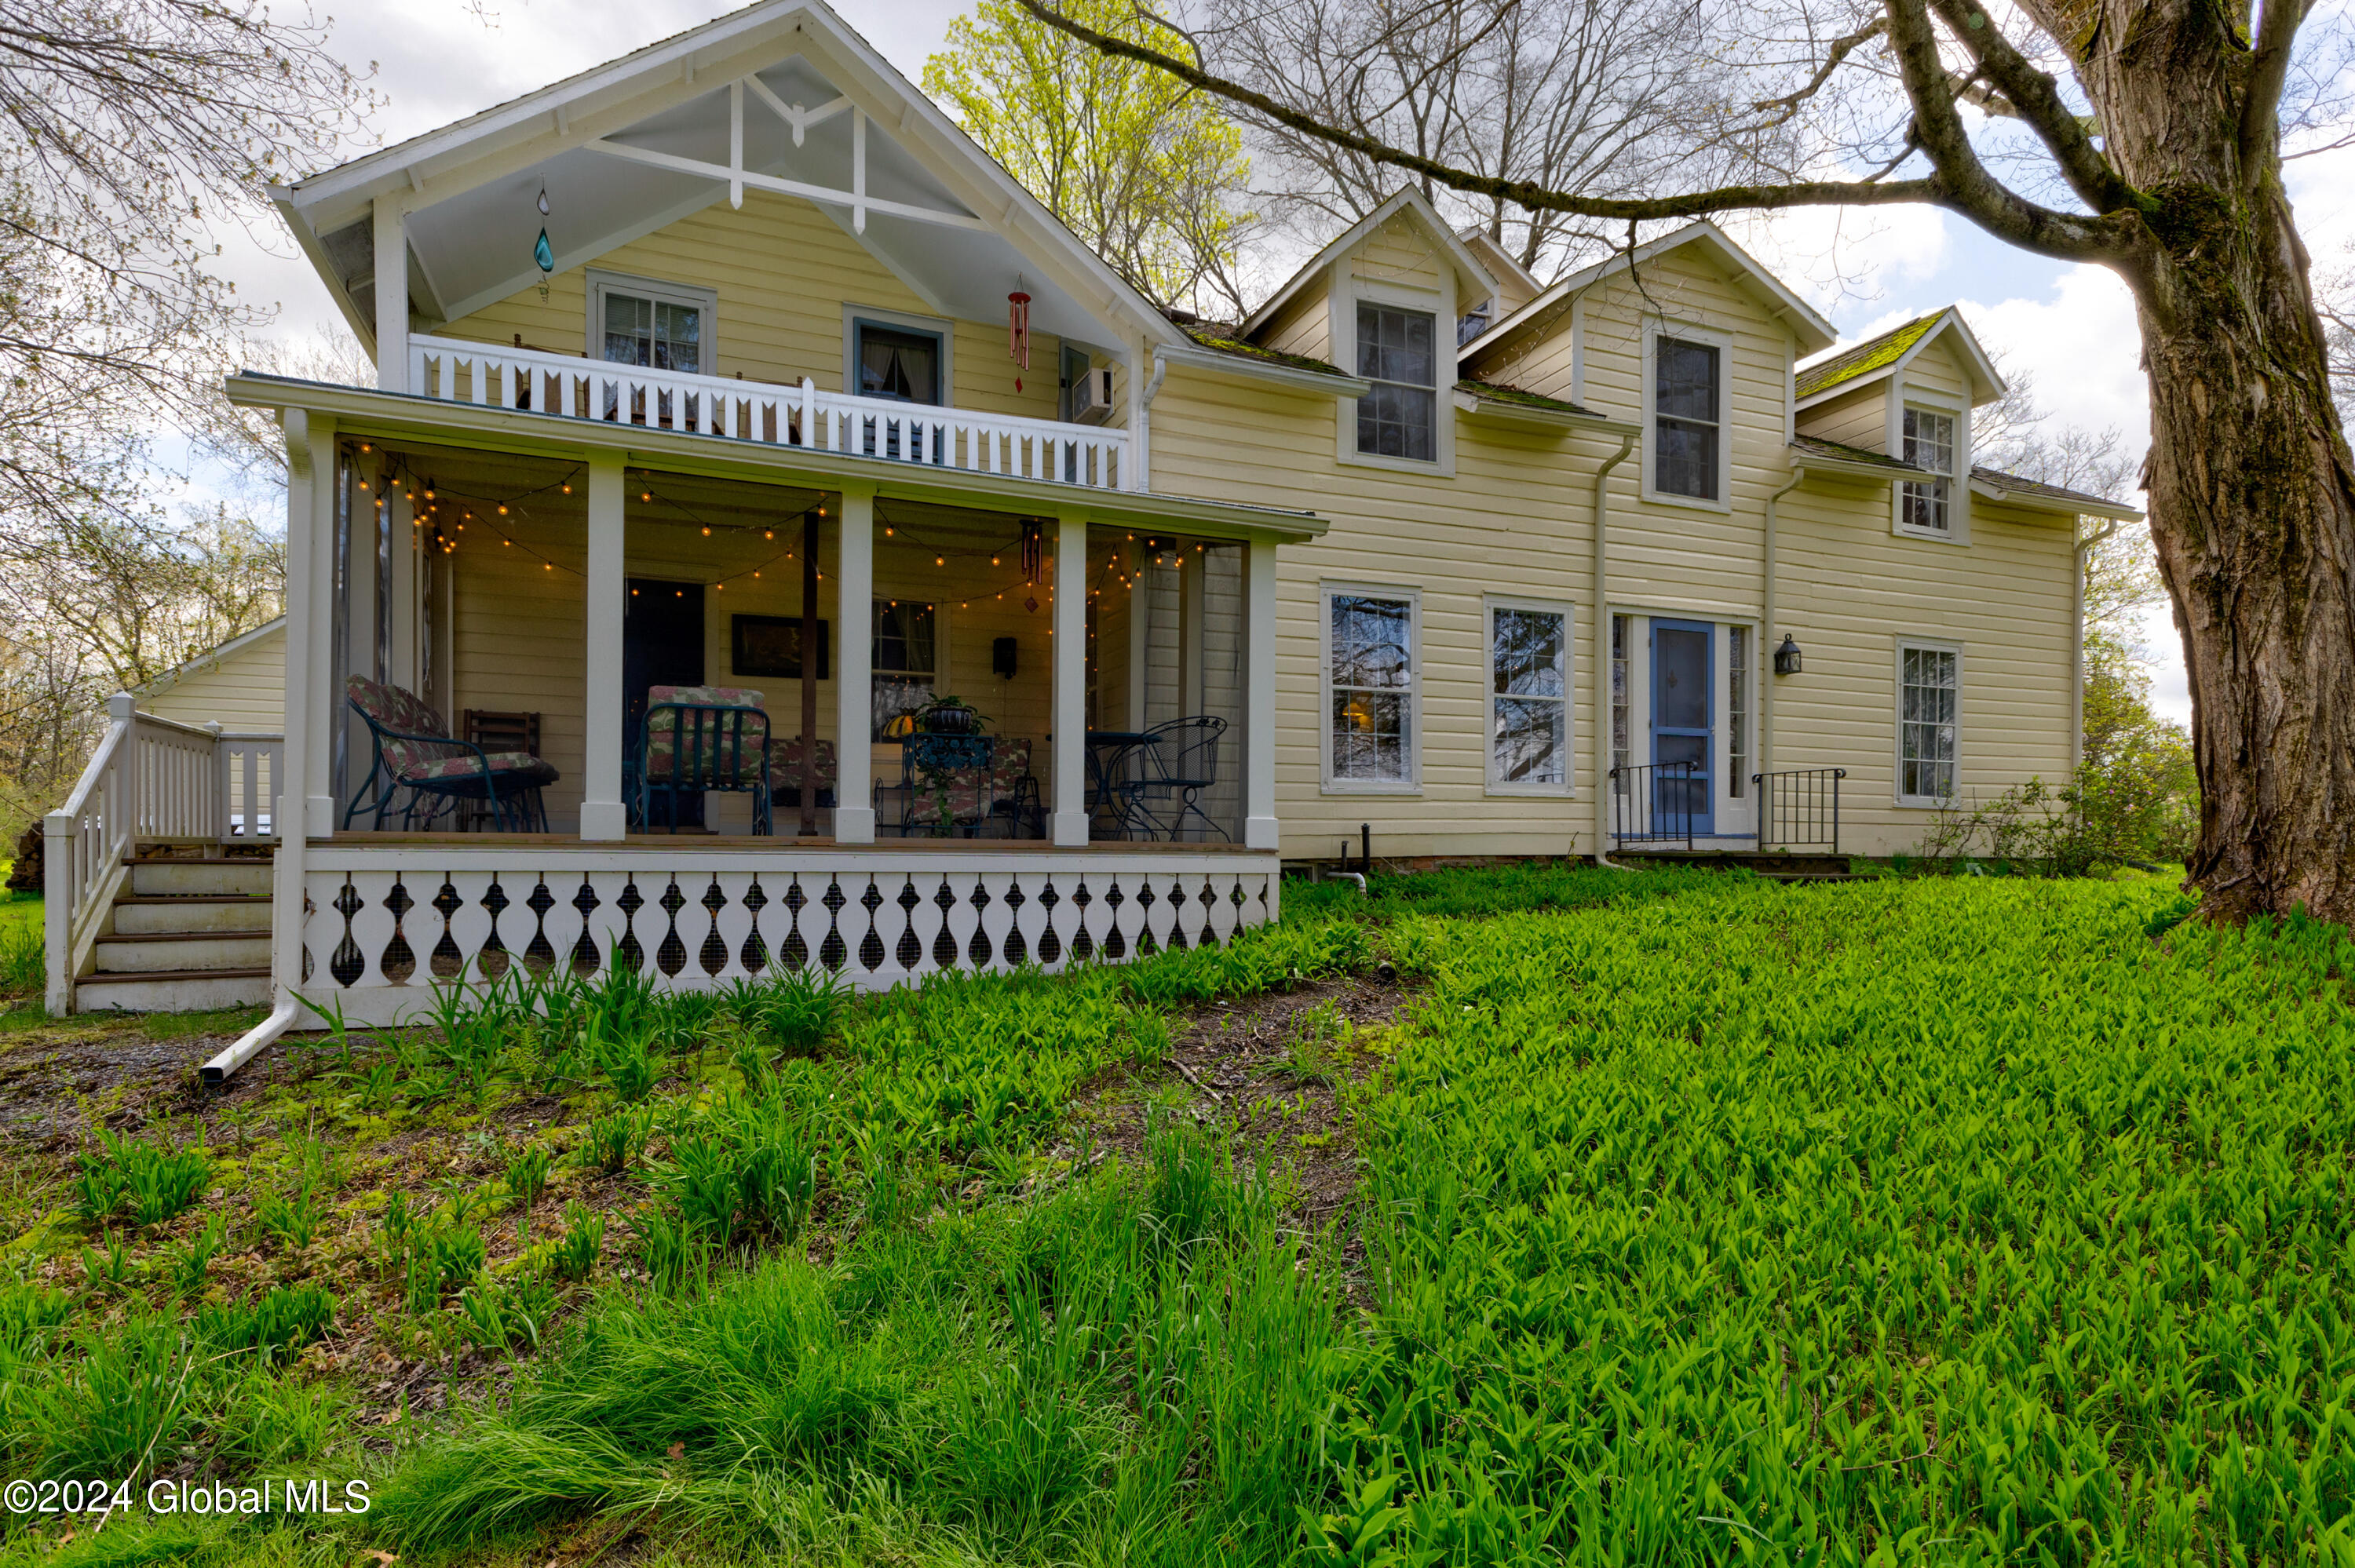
[625,578,706,828]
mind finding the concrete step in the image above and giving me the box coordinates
[128,859,272,899]
[75,968,272,1012]
[93,932,272,973]
[111,895,273,935]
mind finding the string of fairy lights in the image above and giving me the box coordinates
[352,441,1215,616]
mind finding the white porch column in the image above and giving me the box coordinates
[1178,550,1206,718]
[275,410,323,1004]
[1052,510,1090,845]
[340,458,382,804]
[579,454,627,840]
[834,485,878,843]
[373,193,409,395]
[1241,533,1280,851]
[303,417,339,839]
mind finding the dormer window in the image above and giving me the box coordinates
[1652,334,1724,502]
[1356,302,1437,461]
[1900,407,1957,534]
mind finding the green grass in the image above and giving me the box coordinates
[10,868,2355,1565]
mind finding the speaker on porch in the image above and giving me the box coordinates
[992,636,1018,679]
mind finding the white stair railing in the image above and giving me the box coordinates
[407,334,1130,491]
[43,695,283,1012]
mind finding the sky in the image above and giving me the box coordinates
[206,0,2355,725]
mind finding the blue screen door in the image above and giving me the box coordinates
[1652,619,1713,835]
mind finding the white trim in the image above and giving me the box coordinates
[1336,271,1456,476]
[1320,581,1422,795]
[1483,594,1575,797]
[1641,318,1733,512]
[1893,634,1965,808]
[586,269,721,372]
[134,617,287,699]
[1152,341,1371,398]
[842,304,955,406]
[1892,399,1972,545]
[1794,308,2007,413]
[1244,187,1494,339]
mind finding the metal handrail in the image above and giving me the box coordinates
[1751,767,1847,854]
[1607,760,1700,849]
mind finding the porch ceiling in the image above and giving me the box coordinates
[227,374,1330,543]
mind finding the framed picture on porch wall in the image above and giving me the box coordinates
[731,614,829,680]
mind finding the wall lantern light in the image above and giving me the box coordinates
[1773,633,1803,676]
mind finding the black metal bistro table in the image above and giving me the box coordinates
[1082,730,1163,839]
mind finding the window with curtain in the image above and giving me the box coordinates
[856,323,941,404]
[1328,592,1414,783]
[871,600,937,740]
[1356,303,1437,461]
[602,291,702,373]
[1655,337,1721,499]
[1490,603,1568,789]
[1899,644,1959,800]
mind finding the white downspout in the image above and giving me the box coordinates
[1591,431,1636,868]
[1762,468,1805,785]
[1137,345,1169,494]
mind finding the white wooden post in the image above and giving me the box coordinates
[302,414,339,840]
[1127,563,1150,729]
[373,193,408,396]
[1052,511,1090,846]
[580,454,627,840]
[1241,533,1280,851]
[1179,549,1206,718]
[342,456,382,808]
[272,408,323,1016]
[387,483,419,692]
[834,486,877,843]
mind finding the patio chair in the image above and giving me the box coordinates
[344,675,558,831]
[632,684,772,834]
[983,737,1044,839]
[1123,715,1228,841]
[770,735,838,809]
[882,732,994,837]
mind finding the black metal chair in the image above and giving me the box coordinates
[880,732,995,837]
[1121,715,1228,841]
[631,685,772,834]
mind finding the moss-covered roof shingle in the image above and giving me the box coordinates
[1795,311,1948,400]
[1453,378,1604,419]
[1789,434,1928,472]
[1180,326,1350,378]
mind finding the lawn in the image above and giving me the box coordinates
[3,865,2350,1565]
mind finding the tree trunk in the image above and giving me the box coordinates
[2126,161,2355,921]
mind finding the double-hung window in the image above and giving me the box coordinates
[1654,336,1722,501]
[1897,642,1960,802]
[1356,303,1437,461]
[871,600,937,741]
[591,273,714,426]
[1900,407,1957,534]
[1488,601,1570,791]
[1327,589,1416,787]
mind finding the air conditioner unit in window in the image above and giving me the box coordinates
[1070,366,1115,425]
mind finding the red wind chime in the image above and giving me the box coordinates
[1008,276,1032,392]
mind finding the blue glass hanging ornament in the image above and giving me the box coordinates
[532,184,554,300]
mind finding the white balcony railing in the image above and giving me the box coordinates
[407,334,1130,491]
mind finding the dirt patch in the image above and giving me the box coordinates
[1070,967,1414,1231]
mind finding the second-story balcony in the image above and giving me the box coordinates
[405,334,1130,491]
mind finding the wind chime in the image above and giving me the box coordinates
[533,184,554,301]
[1008,275,1031,393]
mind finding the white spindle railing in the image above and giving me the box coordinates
[407,334,1130,491]
[43,695,283,1012]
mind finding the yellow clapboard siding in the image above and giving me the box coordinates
[142,625,287,731]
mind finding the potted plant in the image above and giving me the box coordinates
[912,695,987,735]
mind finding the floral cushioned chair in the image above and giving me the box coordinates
[633,684,772,833]
[769,736,838,810]
[345,674,559,831]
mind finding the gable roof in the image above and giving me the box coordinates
[1240,188,1497,341]
[134,618,286,700]
[271,0,1185,359]
[1795,305,2005,407]
[1456,229,1541,309]
[1459,221,1838,363]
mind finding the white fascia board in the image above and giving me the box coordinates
[1892,311,2007,403]
[1968,476,2142,520]
[136,617,287,698]
[1787,448,1916,483]
[1155,341,1372,397]
[1451,388,1638,435]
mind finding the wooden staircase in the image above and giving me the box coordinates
[74,855,274,1012]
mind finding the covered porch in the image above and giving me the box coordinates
[229,374,1313,1022]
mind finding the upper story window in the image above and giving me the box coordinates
[856,322,942,405]
[1356,303,1437,462]
[1654,337,1722,500]
[601,288,703,374]
[1900,407,1957,534]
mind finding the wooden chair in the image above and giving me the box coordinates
[462,711,542,832]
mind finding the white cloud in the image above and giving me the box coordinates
[1962,264,2147,444]
[1721,202,1952,317]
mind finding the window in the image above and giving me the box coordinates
[855,322,942,404]
[1610,614,1632,793]
[1728,625,1748,798]
[871,600,937,740]
[1355,303,1437,461]
[1489,602,1570,790]
[1654,337,1721,500]
[1898,643,1960,801]
[1900,407,1955,533]
[589,273,715,425]
[1327,590,1415,786]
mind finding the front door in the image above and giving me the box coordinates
[624,578,706,827]
[1651,618,1713,836]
